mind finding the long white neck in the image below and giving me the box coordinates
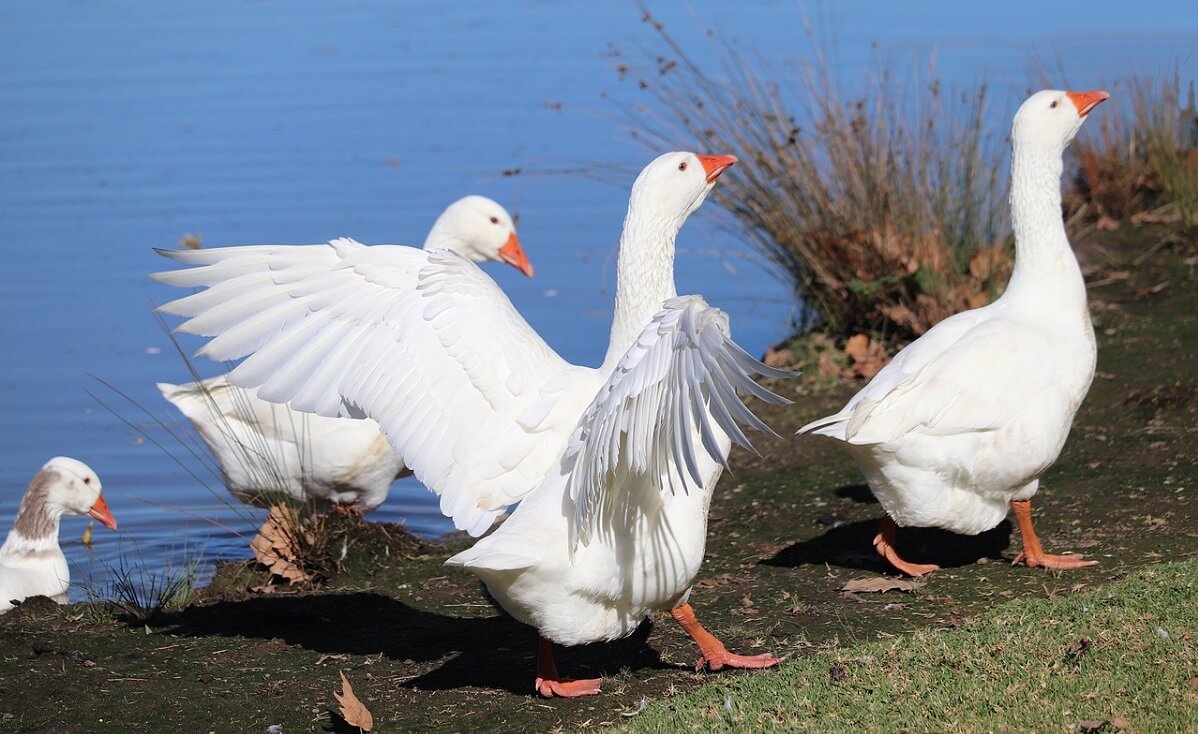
[601,203,681,372]
[422,214,459,251]
[0,494,62,558]
[1001,141,1086,308]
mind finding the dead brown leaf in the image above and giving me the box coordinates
[1065,638,1091,665]
[334,671,374,732]
[840,576,922,594]
[251,504,313,584]
[843,334,890,380]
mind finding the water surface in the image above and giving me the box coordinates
[1,1,1194,598]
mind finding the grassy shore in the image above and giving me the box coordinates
[621,559,1198,733]
[0,232,1194,732]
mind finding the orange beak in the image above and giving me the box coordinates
[1066,90,1110,118]
[87,493,118,531]
[498,231,534,278]
[697,154,738,184]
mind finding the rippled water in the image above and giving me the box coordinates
[1,1,1194,599]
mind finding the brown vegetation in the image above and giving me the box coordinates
[614,12,1011,351]
[1066,71,1198,233]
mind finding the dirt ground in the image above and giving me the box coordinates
[1,233,1195,733]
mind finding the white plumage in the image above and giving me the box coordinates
[799,89,1109,576]
[1,458,117,614]
[158,195,532,513]
[154,152,793,696]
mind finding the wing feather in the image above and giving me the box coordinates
[563,296,796,550]
[153,239,596,534]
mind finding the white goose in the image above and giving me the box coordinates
[153,152,793,696]
[157,195,532,513]
[1,458,117,614]
[799,90,1109,576]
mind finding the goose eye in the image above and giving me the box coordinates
[83,477,91,485]
[489,216,499,225]
[1050,100,1059,109]
[678,161,687,171]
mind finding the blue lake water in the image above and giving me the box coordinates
[1,1,1195,599]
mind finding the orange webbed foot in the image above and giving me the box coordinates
[695,650,784,672]
[671,603,783,674]
[1012,550,1098,570]
[873,517,939,577]
[535,675,603,698]
[534,637,602,698]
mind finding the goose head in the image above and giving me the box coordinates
[424,195,533,277]
[629,152,737,223]
[31,457,117,531]
[1012,89,1109,153]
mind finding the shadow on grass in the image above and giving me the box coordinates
[158,592,668,694]
[765,513,1014,573]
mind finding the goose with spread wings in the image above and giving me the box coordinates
[157,195,532,514]
[153,152,795,697]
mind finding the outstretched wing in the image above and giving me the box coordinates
[563,295,795,549]
[153,238,595,535]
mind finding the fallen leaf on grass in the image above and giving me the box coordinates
[251,504,313,584]
[840,577,922,594]
[334,671,373,732]
[1065,638,1091,665]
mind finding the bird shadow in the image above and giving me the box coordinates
[157,590,667,694]
[764,500,1013,573]
[834,483,877,504]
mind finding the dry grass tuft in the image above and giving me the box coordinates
[1066,70,1198,233]
[614,13,1012,347]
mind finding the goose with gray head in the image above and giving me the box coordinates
[1,458,117,613]
[157,195,532,514]
[153,152,794,696]
[798,89,1109,576]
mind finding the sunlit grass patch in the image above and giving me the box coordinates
[621,560,1198,733]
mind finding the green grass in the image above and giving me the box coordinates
[622,560,1198,733]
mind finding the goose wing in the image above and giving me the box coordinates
[154,238,595,535]
[563,295,794,549]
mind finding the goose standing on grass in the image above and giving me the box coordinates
[158,195,533,514]
[1,458,117,613]
[798,90,1109,576]
[153,152,793,696]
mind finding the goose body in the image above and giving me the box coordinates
[159,195,532,512]
[0,458,117,613]
[799,90,1109,575]
[154,152,791,694]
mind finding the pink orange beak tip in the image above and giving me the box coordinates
[499,232,534,278]
[1066,90,1110,118]
[697,154,738,183]
[87,493,118,531]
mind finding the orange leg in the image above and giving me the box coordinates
[1010,499,1097,570]
[670,602,782,672]
[873,516,939,577]
[534,637,601,698]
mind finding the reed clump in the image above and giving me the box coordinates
[614,13,1011,352]
[1065,70,1198,233]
